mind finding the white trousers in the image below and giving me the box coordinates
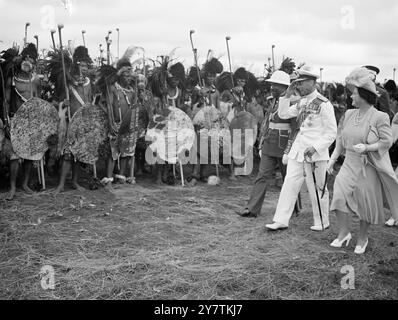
[273,158,330,227]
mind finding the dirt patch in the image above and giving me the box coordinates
[0,163,398,299]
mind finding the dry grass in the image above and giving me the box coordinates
[0,164,398,300]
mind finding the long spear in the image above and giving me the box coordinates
[225,36,235,88]
[99,44,103,66]
[189,30,203,87]
[57,24,71,120]
[116,28,120,60]
[50,29,56,50]
[24,22,30,47]
[34,35,39,53]
[82,30,86,47]
[106,36,112,65]
[130,76,139,185]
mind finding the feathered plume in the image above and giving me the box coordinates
[203,57,223,75]
[216,71,234,93]
[117,46,140,70]
[384,80,397,93]
[279,57,296,75]
[72,46,92,64]
[95,64,118,96]
[233,67,248,83]
[148,56,169,98]
[186,66,200,87]
[21,43,38,62]
[167,47,180,63]
[0,47,20,79]
[169,62,185,83]
[147,52,182,98]
[46,49,73,98]
[244,71,259,100]
[297,62,306,69]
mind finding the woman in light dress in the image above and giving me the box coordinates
[328,68,398,254]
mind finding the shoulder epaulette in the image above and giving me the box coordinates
[315,94,329,103]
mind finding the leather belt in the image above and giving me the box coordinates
[269,122,291,130]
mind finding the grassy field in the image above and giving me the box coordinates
[0,163,397,300]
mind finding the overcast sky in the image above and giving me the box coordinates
[1,0,397,82]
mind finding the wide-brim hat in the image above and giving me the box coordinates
[345,67,380,96]
[363,65,380,75]
[265,70,290,86]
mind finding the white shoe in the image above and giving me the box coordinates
[330,233,352,248]
[354,239,369,254]
[310,224,330,231]
[385,218,397,227]
[265,222,288,231]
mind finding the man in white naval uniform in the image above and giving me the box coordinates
[265,66,337,231]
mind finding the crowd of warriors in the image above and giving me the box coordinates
[1,43,398,200]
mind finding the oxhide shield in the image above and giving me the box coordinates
[10,97,59,160]
[146,106,195,164]
[192,105,230,163]
[66,103,109,165]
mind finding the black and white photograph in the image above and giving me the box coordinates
[0,0,397,305]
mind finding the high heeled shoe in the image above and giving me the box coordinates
[330,233,352,248]
[354,239,369,254]
[385,218,397,227]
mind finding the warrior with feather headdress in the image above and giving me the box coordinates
[134,70,156,177]
[198,55,223,108]
[97,47,139,186]
[187,55,230,186]
[147,53,195,185]
[216,67,255,120]
[47,45,94,194]
[5,44,42,115]
[1,43,42,199]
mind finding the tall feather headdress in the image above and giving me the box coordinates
[279,57,296,75]
[148,49,183,98]
[215,71,234,93]
[0,47,20,79]
[46,49,73,98]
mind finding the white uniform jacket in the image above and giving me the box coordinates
[278,90,337,162]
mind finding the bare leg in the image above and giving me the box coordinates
[188,164,201,186]
[163,163,172,183]
[229,162,237,181]
[357,220,370,247]
[105,157,116,190]
[336,210,350,241]
[6,160,19,200]
[22,160,34,194]
[135,150,143,176]
[107,157,116,178]
[141,148,150,173]
[54,158,71,194]
[156,164,164,185]
[72,161,85,191]
[120,157,129,177]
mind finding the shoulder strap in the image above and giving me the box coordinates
[70,86,86,107]
[311,96,327,107]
